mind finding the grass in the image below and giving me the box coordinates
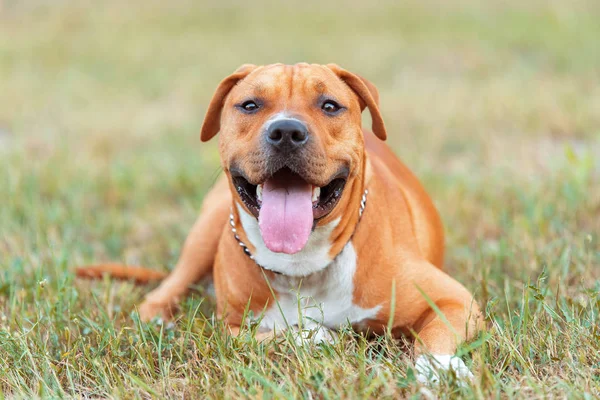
[1,0,599,398]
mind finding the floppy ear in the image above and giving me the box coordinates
[325,64,387,141]
[200,64,258,142]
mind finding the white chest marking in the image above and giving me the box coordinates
[237,204,339,276]
[258,242,381,331]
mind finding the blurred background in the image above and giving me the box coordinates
[1,0,598,293]
[1,0,599,396]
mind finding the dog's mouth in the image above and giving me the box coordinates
[232,168,348,220]
[231,167,347,254]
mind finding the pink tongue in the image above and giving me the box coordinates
[258,172,314,254]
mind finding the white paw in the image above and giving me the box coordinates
[290,325,338,345]
[415,354,474,384]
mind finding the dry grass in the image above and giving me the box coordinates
[1,0,599,398]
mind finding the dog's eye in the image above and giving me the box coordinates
[321,100,341,114]
[239,100,260,113]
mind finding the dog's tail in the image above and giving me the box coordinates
[75,264,168,284]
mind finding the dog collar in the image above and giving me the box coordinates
[229,189,369,274]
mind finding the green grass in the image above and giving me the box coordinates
[1,0,599,398]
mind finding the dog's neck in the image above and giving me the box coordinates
[231,156,369,277]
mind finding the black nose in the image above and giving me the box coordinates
[265,119,309,152]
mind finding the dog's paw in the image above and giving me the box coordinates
[138,299,177,323]
[415,354,473,385]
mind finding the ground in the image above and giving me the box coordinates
[0,0,599,398]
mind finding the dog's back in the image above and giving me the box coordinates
[364,129,445,268]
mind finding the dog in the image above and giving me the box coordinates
[77,63,482,383]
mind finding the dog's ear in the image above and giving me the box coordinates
[200,64,258,142]
[325,64,387,141]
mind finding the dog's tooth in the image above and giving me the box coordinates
[256,184,263,203]
[312,186,320,203]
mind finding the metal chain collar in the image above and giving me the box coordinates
[229,189,369,265]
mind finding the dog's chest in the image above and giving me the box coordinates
[258,242,381,331]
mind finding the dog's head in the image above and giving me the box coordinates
[201,63,386,257]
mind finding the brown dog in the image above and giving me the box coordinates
[78,63,482,383]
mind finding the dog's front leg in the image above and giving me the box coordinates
[139,179,231,321]
[412,301,480,384]
[397,264,483,384]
